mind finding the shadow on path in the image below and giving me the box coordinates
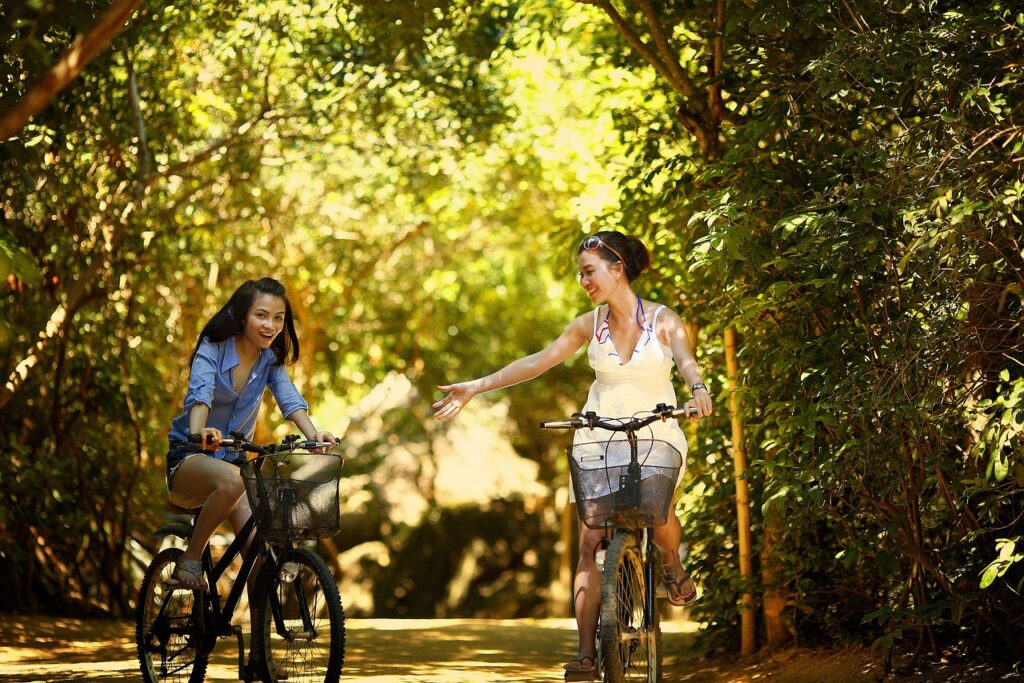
[0,616,1010,682]
[1,616,703,683]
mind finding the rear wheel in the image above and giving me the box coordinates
[252,548,345,682]
[136,547,209,683]
[600,533,661,682]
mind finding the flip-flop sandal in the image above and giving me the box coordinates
[165,558,209,591]
[664,570,698,607]
[563,655,596,682]
[661,549,698,607]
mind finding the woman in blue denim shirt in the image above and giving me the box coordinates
[166,277,335,590]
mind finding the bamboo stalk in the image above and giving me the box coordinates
[725,326,756,655]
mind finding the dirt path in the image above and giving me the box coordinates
[0,616,1009,682]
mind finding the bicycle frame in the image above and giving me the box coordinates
[142,433,342,683]
[153,460,314,657]
[542,403,696,681]
[199,511,265,639]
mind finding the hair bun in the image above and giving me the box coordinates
[621,234,651,280]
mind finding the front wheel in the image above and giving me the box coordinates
[600,533,662,682]
[252,547,345,682]
[136,547,210,683]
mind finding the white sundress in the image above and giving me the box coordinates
[569,303,689,504]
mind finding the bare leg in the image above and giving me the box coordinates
[652,510,696,604]
[170,456,246,587]
[652,509,682,554]
[570,523,605,668]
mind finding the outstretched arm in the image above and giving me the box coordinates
[433,314,591,420]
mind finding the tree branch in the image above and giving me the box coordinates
[578,1,686,100]
[141,108,271,187]
[708,0,725,122]
[633,0,701,105]
[578,0,721,157]
[0,0,142,141]
[123,44,150,182]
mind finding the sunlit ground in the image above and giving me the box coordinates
[0,616,1012,682]
[0,617,690,683]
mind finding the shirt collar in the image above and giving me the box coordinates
[221,336,240,372]
[221,336,276,374]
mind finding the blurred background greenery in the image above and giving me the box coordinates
[1,0,1022,666]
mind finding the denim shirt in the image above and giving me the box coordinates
[168,337,308,460]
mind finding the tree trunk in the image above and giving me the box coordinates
[0,0,142,140]
[760,448,790,648]
[725,326,756,656]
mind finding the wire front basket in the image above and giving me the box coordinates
[240,452,343,542]
[569,439,682,529]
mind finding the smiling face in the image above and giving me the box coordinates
[240,292,287,350]
[577,250,623,302]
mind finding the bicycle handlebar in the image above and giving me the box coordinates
[187,432,338,456]
[539,403,700,431]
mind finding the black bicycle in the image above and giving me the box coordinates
[136,433,346,683]
[541,403,697,683]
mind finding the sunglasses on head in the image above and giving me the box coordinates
[581,235,625,264]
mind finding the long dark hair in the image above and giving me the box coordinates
[189,277,300,367]
[577,230,651,282]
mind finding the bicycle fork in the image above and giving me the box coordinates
[643,530,657,631]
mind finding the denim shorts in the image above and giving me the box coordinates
[166,439,244,490]
[166,439,201,489]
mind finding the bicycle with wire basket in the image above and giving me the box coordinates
[541,403,698,683]
[135,432,345,683]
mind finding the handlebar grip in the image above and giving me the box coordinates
[299,440,337,449]
[539,419,583,430]
[672,406,701,418]
[188,433,238,447]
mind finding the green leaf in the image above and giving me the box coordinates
[0,239,41,285]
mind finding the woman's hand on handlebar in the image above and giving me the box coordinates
[312,430,338,453]
[684,392,713,423]
[196,427,222,451]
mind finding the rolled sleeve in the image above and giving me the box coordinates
[267,363,308,419]
[183,339,218,412]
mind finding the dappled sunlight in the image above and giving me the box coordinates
[0,616,710,683]
[2,616,1008,682]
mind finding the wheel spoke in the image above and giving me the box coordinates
[254,549,345,682]
[601,534,660,683]
[136,547,209,683]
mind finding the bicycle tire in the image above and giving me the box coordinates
[251,547,345,683]
[600,533,662,682]
[136,547,210,683]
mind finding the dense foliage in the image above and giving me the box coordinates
[2,0,1021,668]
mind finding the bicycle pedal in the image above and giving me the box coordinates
[564,671,597,682]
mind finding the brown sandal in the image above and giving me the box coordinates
[166,558,209,591]
[662,549,697,607]
[563,655,596,682]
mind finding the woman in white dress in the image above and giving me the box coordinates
[433,231,713,679]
